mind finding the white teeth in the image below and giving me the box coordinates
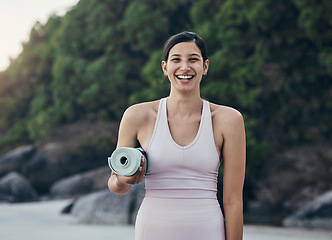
[177,75,193,79]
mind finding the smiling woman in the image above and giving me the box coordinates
[108,31,246,240]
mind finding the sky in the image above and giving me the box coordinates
[0,0,80,71]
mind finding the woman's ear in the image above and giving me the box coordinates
[203,59,209,75]
[161,61,168,76]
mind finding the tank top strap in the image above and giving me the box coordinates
[147,98,167,152]
[201,99,211,133]
[203,99,212,129]
[160,97,168,122]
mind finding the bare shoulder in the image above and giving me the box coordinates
[210,102,243,120]
[122,100,160,125]
[209,102,244,130]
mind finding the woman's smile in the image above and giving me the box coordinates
[176,74,195,82]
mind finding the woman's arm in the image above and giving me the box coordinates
[108,105,147,196]
[221,109,246,240]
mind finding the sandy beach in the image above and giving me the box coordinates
[0,200,331,240]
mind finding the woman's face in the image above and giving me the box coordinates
[162,41,209,93]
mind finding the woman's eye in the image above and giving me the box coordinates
[171,58,180,62]
[189,58,199,62]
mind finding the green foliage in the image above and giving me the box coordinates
[120,0,168,54]
[0,0,331,196]
[0,16,61,146]
[50,0,128,122]
[120,0,194,54]
[129,49,169,104]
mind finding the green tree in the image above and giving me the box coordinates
[0,16,62,146]
[51,0,128,122]
[0,0,331,192]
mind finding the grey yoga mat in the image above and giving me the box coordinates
[108,147,147,176]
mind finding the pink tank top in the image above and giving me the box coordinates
[145,98,220,199]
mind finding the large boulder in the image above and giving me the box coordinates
[24,142,69,193]
[70,182,145,225]
[0,120,119,194]
[0,142,78,194]
[50,167,110,199]
[0,172,38,202]
[0,145,36,176]
[248,144,332,224]
[283,190,332,229]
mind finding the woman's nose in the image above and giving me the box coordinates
[180,62,190,71]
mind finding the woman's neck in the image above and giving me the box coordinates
[167,91,203,117]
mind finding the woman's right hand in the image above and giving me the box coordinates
[116,155,147,185]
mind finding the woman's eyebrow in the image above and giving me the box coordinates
[189,53,201,57]
[169,54,181,58]
[169,53,201,58]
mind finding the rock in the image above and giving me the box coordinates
[0,140,113,194]
[50,167,110,199]
[0,172,38,202]
[23,142,70,193]
[0,121,119,194]
[70,182,145,225]
[0,145,36,176]
[283,190,332,229]
[0,143,71,194]
[61,199,76,214]
[251,144,332,224]
[24,141,112,194]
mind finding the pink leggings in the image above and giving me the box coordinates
[135,197,225,240]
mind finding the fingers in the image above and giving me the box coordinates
[134,156,146,184]
[134,167,142,184]
[141,155,146,172]
[115,155,146,185]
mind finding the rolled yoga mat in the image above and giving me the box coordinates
[108,147,147,176]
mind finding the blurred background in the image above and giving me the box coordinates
[0,0,331,233]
